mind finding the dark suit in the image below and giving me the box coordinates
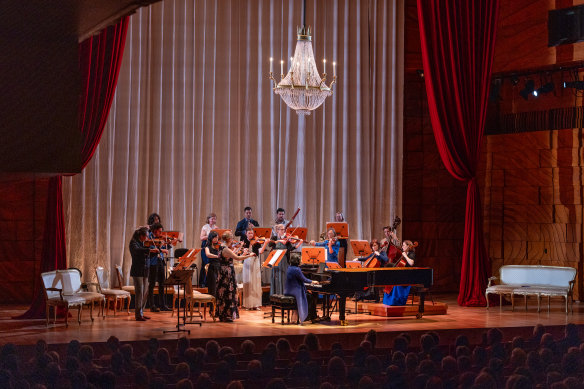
[234,218,259,239]
[129,239,150,277]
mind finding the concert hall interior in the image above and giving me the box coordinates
[3,0,584,388]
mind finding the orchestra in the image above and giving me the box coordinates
[127,209,424,324]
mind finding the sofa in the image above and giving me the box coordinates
[485,265,576,313]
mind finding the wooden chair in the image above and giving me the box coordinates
[172,283,216,321]
[95,266,131,316]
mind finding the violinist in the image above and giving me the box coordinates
[215,231,256,322]
[235,206,259,239]
[383,240,417,306]
[309,228,341,264]
[147,223,172,312]
[204,231,221,297]
[270,224,303,295]
[200,213,219,287]
[241,228,269,310]
[129,227,159,321]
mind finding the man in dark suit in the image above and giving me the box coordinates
[235,206,259,239]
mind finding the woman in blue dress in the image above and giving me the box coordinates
[284,255,319,323]
[383,240,417,306]
[309,228,341,263]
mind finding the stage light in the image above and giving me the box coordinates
[564,80,584,89]
[533,82,554,97]
[519,80,535,100]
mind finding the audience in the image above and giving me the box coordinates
[1,323,583,389]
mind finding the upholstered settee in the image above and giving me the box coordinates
[485,265,576,313]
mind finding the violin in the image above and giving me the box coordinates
[249,236,274,246]
[143,238,173,247]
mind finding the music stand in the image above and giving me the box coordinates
[175,249,200,269]
[262,249,286,268]
[287,227,307,241]
[301,247,326,265]
[350,240,372,257]
[326,222,349,239]
[345,261,362,269]
[253,227,272,238]
[162,231,184,243]
[213,229,231,239]
[163,269,199,334]
[326,262,342,269]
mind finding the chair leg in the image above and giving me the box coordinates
[172,295,176,317]
[46,305,50,326]
[126,297,131,314]
[272,306,275,323]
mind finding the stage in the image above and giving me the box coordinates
[1,293,583,352]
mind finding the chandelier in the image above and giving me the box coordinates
[269,1,337,116]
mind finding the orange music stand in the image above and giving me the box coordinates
[262,249,287,268]
[213,229,231,239]
[163,231,184,242]
[326,222,349,239]
[301,247,326,265]
[350,240,372,257]
[287,227,307,241]
[345,261,362,269]
[326,262,342,269]
[174,249,200,270]
[253,227,272,239]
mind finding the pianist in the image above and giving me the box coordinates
[284,255,319,323]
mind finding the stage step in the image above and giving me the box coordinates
[350,298,448,317]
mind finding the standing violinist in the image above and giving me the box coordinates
[200,213,219,287]
[146,223,172,312]
[204,231,221,297]
[241,228,269,310]
[270,224,303,295]
[235,206,259,240]
[309,228,341,263]
[383,240,416,306]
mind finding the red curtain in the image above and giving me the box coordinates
[417,0,499,306]
[17,17,129,319]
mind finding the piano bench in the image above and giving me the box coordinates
[270,295,298,325]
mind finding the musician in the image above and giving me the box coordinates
[215,231,256,322]
[147,222,171,312]
[270,224,303,295]
[147,213,161,228]
[284,255,319,323]
[200,213,219,286]
[354,239,388,302]
[383,240,416,306]
[359,239,389,267]
[129,227,158,321]
[235,206,259,239]
[271,208,289,236]
[309,228,340,263]
[204,231,221,297]
[380,225,399,248]
[334,211,348,265]
[241,228,269,310]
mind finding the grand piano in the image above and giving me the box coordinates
[305,267,433,323]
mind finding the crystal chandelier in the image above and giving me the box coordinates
[269,0,337,116]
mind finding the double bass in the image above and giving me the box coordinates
[381,217,402,265]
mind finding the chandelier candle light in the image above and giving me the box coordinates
[269,0,337,115]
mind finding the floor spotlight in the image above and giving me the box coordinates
[519,80,535,100]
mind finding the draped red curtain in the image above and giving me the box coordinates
[417,0,500,306]
[17,17,129,319]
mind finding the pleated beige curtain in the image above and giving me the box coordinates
[63,0,404,283]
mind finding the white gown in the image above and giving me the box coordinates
[242,255,262,308]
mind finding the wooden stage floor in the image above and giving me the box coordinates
[2,293,583,348]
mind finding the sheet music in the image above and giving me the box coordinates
[269,249,286,267]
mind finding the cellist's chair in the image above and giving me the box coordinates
[96,266,131,316]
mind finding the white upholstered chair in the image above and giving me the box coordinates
[114,264,135,294]
[41,270,84,327]
[96,266,131,316]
